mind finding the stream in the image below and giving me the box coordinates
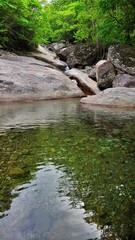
[0,99,135,240]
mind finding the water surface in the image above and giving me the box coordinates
[0,99,135,240]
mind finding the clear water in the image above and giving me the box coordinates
[0,99,135,240]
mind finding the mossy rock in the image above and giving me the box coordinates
[107,44,135,76]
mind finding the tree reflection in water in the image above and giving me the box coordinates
[0,100,135,239]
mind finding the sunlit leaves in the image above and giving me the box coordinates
[1,0,134,49]
[47,0,135,45]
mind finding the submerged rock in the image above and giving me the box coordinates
[80,87,135,108]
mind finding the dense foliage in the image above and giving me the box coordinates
[0,0,135,50]
[47,0,135,45]
[0,0,52,50]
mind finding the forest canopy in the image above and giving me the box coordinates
[0,0,135,50]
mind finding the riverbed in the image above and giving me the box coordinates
[0,99,135,240]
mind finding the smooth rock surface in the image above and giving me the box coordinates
[0,52,84,102]
[80,87,135,108]
[96,60,116,89]
[65,68,100,95]
[31,45,67,71]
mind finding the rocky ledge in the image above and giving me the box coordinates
[0,43,135,108]
[80,87,135,108]
[0,47,84,102]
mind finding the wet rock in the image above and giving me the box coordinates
[65,68,100,95]
[95,60,116,89]
[107,44,135,76]
[0,52,84,102]
[113,74,135,88]
[80,87,135,108]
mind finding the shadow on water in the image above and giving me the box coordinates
[0,99,135,240]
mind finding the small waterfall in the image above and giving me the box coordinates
[64,65,70,72]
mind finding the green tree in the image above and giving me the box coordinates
[47,0,79,42]
[0,0,51,50]
[1,0,135,50]
[96,0,135,45]
[47,0,135,46]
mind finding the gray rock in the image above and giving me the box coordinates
[107,44,135,76]
[48,40,67,52]
[47,43,99,69]
[65,68,100,95]
[31,45,67,71]
[57,46,75,62]
[95,60,116,89]
[113,74,135,88]
[80,87,135,108]
[0,52,84,102]
[66,44,98,69]
[38,45,57,58]
[88,67,96,80]
[82,66,96,80]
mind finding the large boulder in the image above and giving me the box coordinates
[113,74,135,88]
[65,68,100,95]
[95,60,116,89]
[107,44,135,76]
[47,40,68,53]
[57,46,75,62]
[66,43,98,69]
[0,51,84,102]
[80,87,135,108]
[53,43,98,68]
[48,42,99,69]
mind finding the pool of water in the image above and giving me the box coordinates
[0,99,135,240]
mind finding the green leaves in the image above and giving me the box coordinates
[0,0,51,50]
[0,0,134,50]
[46,0,135,46]
[97,0,135,45]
